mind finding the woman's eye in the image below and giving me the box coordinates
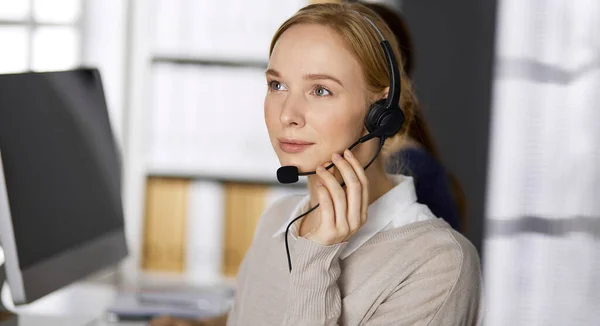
[313,86,332,97]
[268,80,286,91]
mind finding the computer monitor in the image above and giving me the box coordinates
[0,68,128,310]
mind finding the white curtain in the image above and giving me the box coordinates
[484,0,600,324]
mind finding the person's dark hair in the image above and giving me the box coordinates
[362,2,468,230]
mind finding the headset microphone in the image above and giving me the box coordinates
[278,12,405,272]
[276,130,390,184]
[276,166,301,184]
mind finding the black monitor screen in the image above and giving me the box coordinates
[0,69,124,270]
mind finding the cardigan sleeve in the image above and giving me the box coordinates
[283,237,347,326]
[283,231,482,326]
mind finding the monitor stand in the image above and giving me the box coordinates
[0,258,100,326]
[0,153,15,321]
[0,260,16,321]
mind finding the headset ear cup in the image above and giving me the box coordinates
[365,99,388,133]
[380,109,405,138]
[364,98,405,139]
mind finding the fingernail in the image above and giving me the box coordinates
[344,149,353,158]
[316,182,323,187]
[317,166,325,172]
[332,153,342,161]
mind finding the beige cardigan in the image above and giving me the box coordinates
[226,195,483,325]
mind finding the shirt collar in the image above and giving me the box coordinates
[272,174,419,259]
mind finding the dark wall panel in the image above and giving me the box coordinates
[401,0,498,255]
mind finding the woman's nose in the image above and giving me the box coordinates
[279,93,306,127]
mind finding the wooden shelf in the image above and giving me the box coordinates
[146,169,307,187]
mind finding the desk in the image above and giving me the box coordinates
[0,259,235,325]
[0,282,143,325]
[0,315,144,326]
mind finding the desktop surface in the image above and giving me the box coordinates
[0,315,148,326]
[0,314,100,326]
[1,261,234,326]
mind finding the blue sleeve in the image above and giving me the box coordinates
[387,148,461,232]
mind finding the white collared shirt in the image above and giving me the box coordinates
[272,174,437,259]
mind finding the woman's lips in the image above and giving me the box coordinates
[278,138,315,153]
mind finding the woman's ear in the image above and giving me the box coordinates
[381,87,390,101]
[369,87,391,104]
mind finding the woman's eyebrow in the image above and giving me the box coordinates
[265,69,343,87]
[303,73,343,87]
[265,68,280,77]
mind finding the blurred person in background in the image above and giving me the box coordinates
[151,3,481,325]
[360,1,467,233]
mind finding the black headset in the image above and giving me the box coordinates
[360,14,405,144]
[281,11,405,272]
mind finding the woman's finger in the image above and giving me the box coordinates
[317,163,347,232]
[316,181,335,231]
[325,161,336,175]
[344,149,369,225]
[333,152,362,234]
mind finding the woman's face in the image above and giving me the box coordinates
[265,23,372,173]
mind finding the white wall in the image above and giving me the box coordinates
[80,0,150,272]
[80,0,128,149]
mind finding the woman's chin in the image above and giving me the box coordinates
[277,159,316,173]
[276,150,331,173]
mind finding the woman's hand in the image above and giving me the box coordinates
[306,149,369,246]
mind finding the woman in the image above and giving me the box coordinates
[152,3,481,326]
[362,2,467,233]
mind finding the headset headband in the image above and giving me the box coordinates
[354,11,401,110]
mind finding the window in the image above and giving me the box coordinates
[0,0,81,74]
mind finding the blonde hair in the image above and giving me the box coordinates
[268,2,418,158]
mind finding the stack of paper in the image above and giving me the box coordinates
[105,288,234,322]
